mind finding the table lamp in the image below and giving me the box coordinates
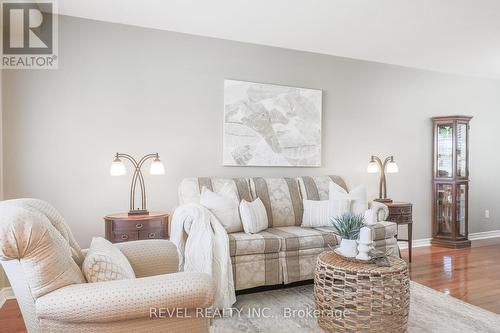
[110,152,165,215]
[367,155,399,203]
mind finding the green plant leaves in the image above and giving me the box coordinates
[330,212,365,240]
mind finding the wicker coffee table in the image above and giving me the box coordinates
[314,251,410,332]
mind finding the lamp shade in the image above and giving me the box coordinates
[367,161,379,173]
[110,158,126,176]
[386,161,399,173]
[150,158,165,175]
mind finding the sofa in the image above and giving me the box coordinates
[178,175,398,291]
[0,199,215,333]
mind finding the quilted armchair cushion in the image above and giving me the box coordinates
[114,239,179,277]
[36,272,215,323]
[0,205,85,299]
[4,199,85,266]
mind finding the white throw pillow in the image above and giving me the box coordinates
[200,185,243,233]
[239,198,269,234]
[329,183,368,215]
[302,200,334,228]
[364,209,378,225]
[82,237,136,283]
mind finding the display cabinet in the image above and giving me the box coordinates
[432,116,472,248]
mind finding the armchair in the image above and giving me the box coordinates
[0,199,215,333]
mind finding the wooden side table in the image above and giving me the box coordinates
[104,212,169,243]
[385,202,413,262]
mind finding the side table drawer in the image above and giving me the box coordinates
[112,231,139,243]
[139,229,164,240]
[388,206,412,215]
[113,219,164,231]
[388,214,412,223]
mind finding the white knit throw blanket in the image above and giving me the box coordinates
[170,203,236,309]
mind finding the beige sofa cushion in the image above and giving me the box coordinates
[82,237,136,283]
[0,204,85,299]
[266,226,338,252]
[228,231,281,256]
[249,177,303,227]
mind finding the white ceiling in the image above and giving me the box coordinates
[59,0,500,80]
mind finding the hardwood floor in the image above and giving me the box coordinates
[0,299,25,333]
[1,238,500,332]
[401,237,500,314]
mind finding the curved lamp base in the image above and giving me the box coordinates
[374,198,393,203]
[128,209,149,216]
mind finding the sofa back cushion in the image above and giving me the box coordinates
[179,177,252,205]
[297,175,348,201]
[249,177,303,227]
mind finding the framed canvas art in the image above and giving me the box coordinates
[223,80,322,167]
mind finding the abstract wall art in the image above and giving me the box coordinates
[223,80,322,167]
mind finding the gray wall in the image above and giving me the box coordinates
[3,15,500,248]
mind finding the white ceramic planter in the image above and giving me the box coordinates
[339,239,358,257]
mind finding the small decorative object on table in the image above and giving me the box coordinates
[314,251,410,332]
[330,212,365,258]
[356,226,372,260]
[109,152,165,215]
[104,212,169,243]
[367,155,399,203]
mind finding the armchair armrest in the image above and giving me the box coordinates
[114,239,179,277]
[369,201,389,221]
[36,272,215,323]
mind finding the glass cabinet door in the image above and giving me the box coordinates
[437,124,453,178]
[456,123,468,178]
[436,183,453,236]
[456,183,467,238]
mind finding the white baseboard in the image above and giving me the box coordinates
[468,229,500,240]
[0,287,15,309]
[398,229,500,249]
[398,238,431,249]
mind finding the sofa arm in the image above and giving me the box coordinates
[36,272,215,323]
[114,239,179,277]
[369,201,389,221]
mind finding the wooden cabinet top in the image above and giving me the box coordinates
[385,202,412,208]
[104,212,169,221]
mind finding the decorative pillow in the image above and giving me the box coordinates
[364,209,378,225]
[301,200,331,227]
[82,237,136,283]
[200,184,243,233]
[329,183,368,214]
[239,198,269,234]
[301,198,350,228]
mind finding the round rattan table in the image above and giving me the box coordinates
[314,251,410,333]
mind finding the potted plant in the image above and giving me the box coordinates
[331,212,365,257]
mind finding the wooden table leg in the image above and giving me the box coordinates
[408,223,413,263]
